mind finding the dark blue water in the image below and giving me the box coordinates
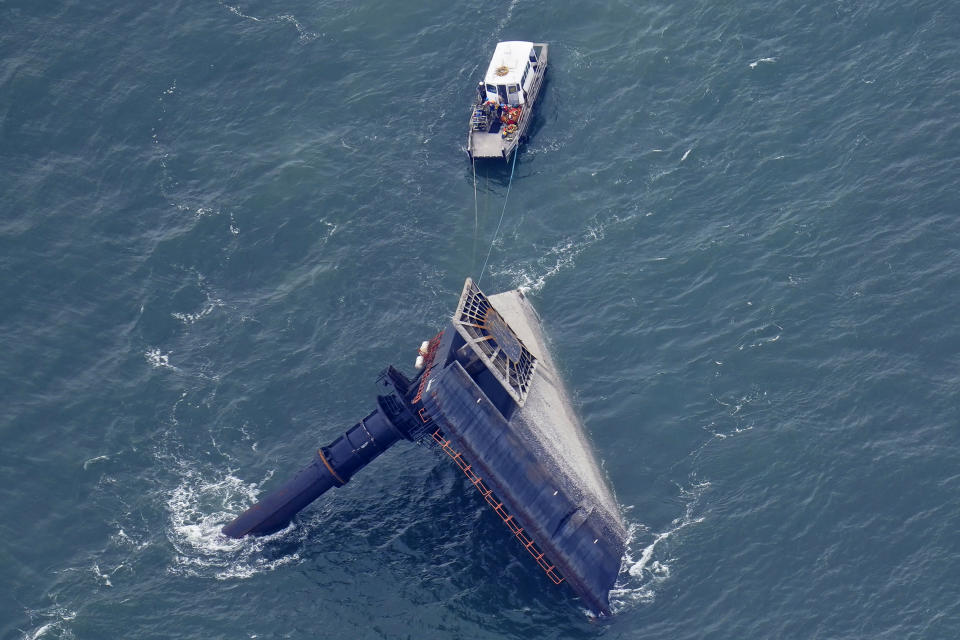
[3,1,959,638]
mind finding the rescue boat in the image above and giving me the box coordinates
[467,41,549,161]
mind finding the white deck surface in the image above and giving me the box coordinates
[471,132,504,158]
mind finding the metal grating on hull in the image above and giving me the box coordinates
[453,278,536,405]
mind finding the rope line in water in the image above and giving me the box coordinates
[478,146,518,286]
[471,156,479,272]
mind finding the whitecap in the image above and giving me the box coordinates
[91,563,112,587]
[82,455,109,470]
[749,57,777,69]
[171,297,223,325]
[145,348,175,370]
[20,605,77,640]
[219,2,319,42]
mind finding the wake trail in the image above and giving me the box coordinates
[609,480,710,611]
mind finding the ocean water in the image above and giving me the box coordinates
[2,0,959,638]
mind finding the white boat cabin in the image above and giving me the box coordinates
[482,41,541,107]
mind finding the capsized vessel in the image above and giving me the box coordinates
[467,41,548,161]
[222,278,626,615]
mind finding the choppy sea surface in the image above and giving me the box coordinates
[2,0,959,638]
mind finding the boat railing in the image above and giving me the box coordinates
[512,45,548,144]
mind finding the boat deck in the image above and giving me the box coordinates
[471,132,507,159]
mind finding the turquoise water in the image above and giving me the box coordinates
[2,0,959,638]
